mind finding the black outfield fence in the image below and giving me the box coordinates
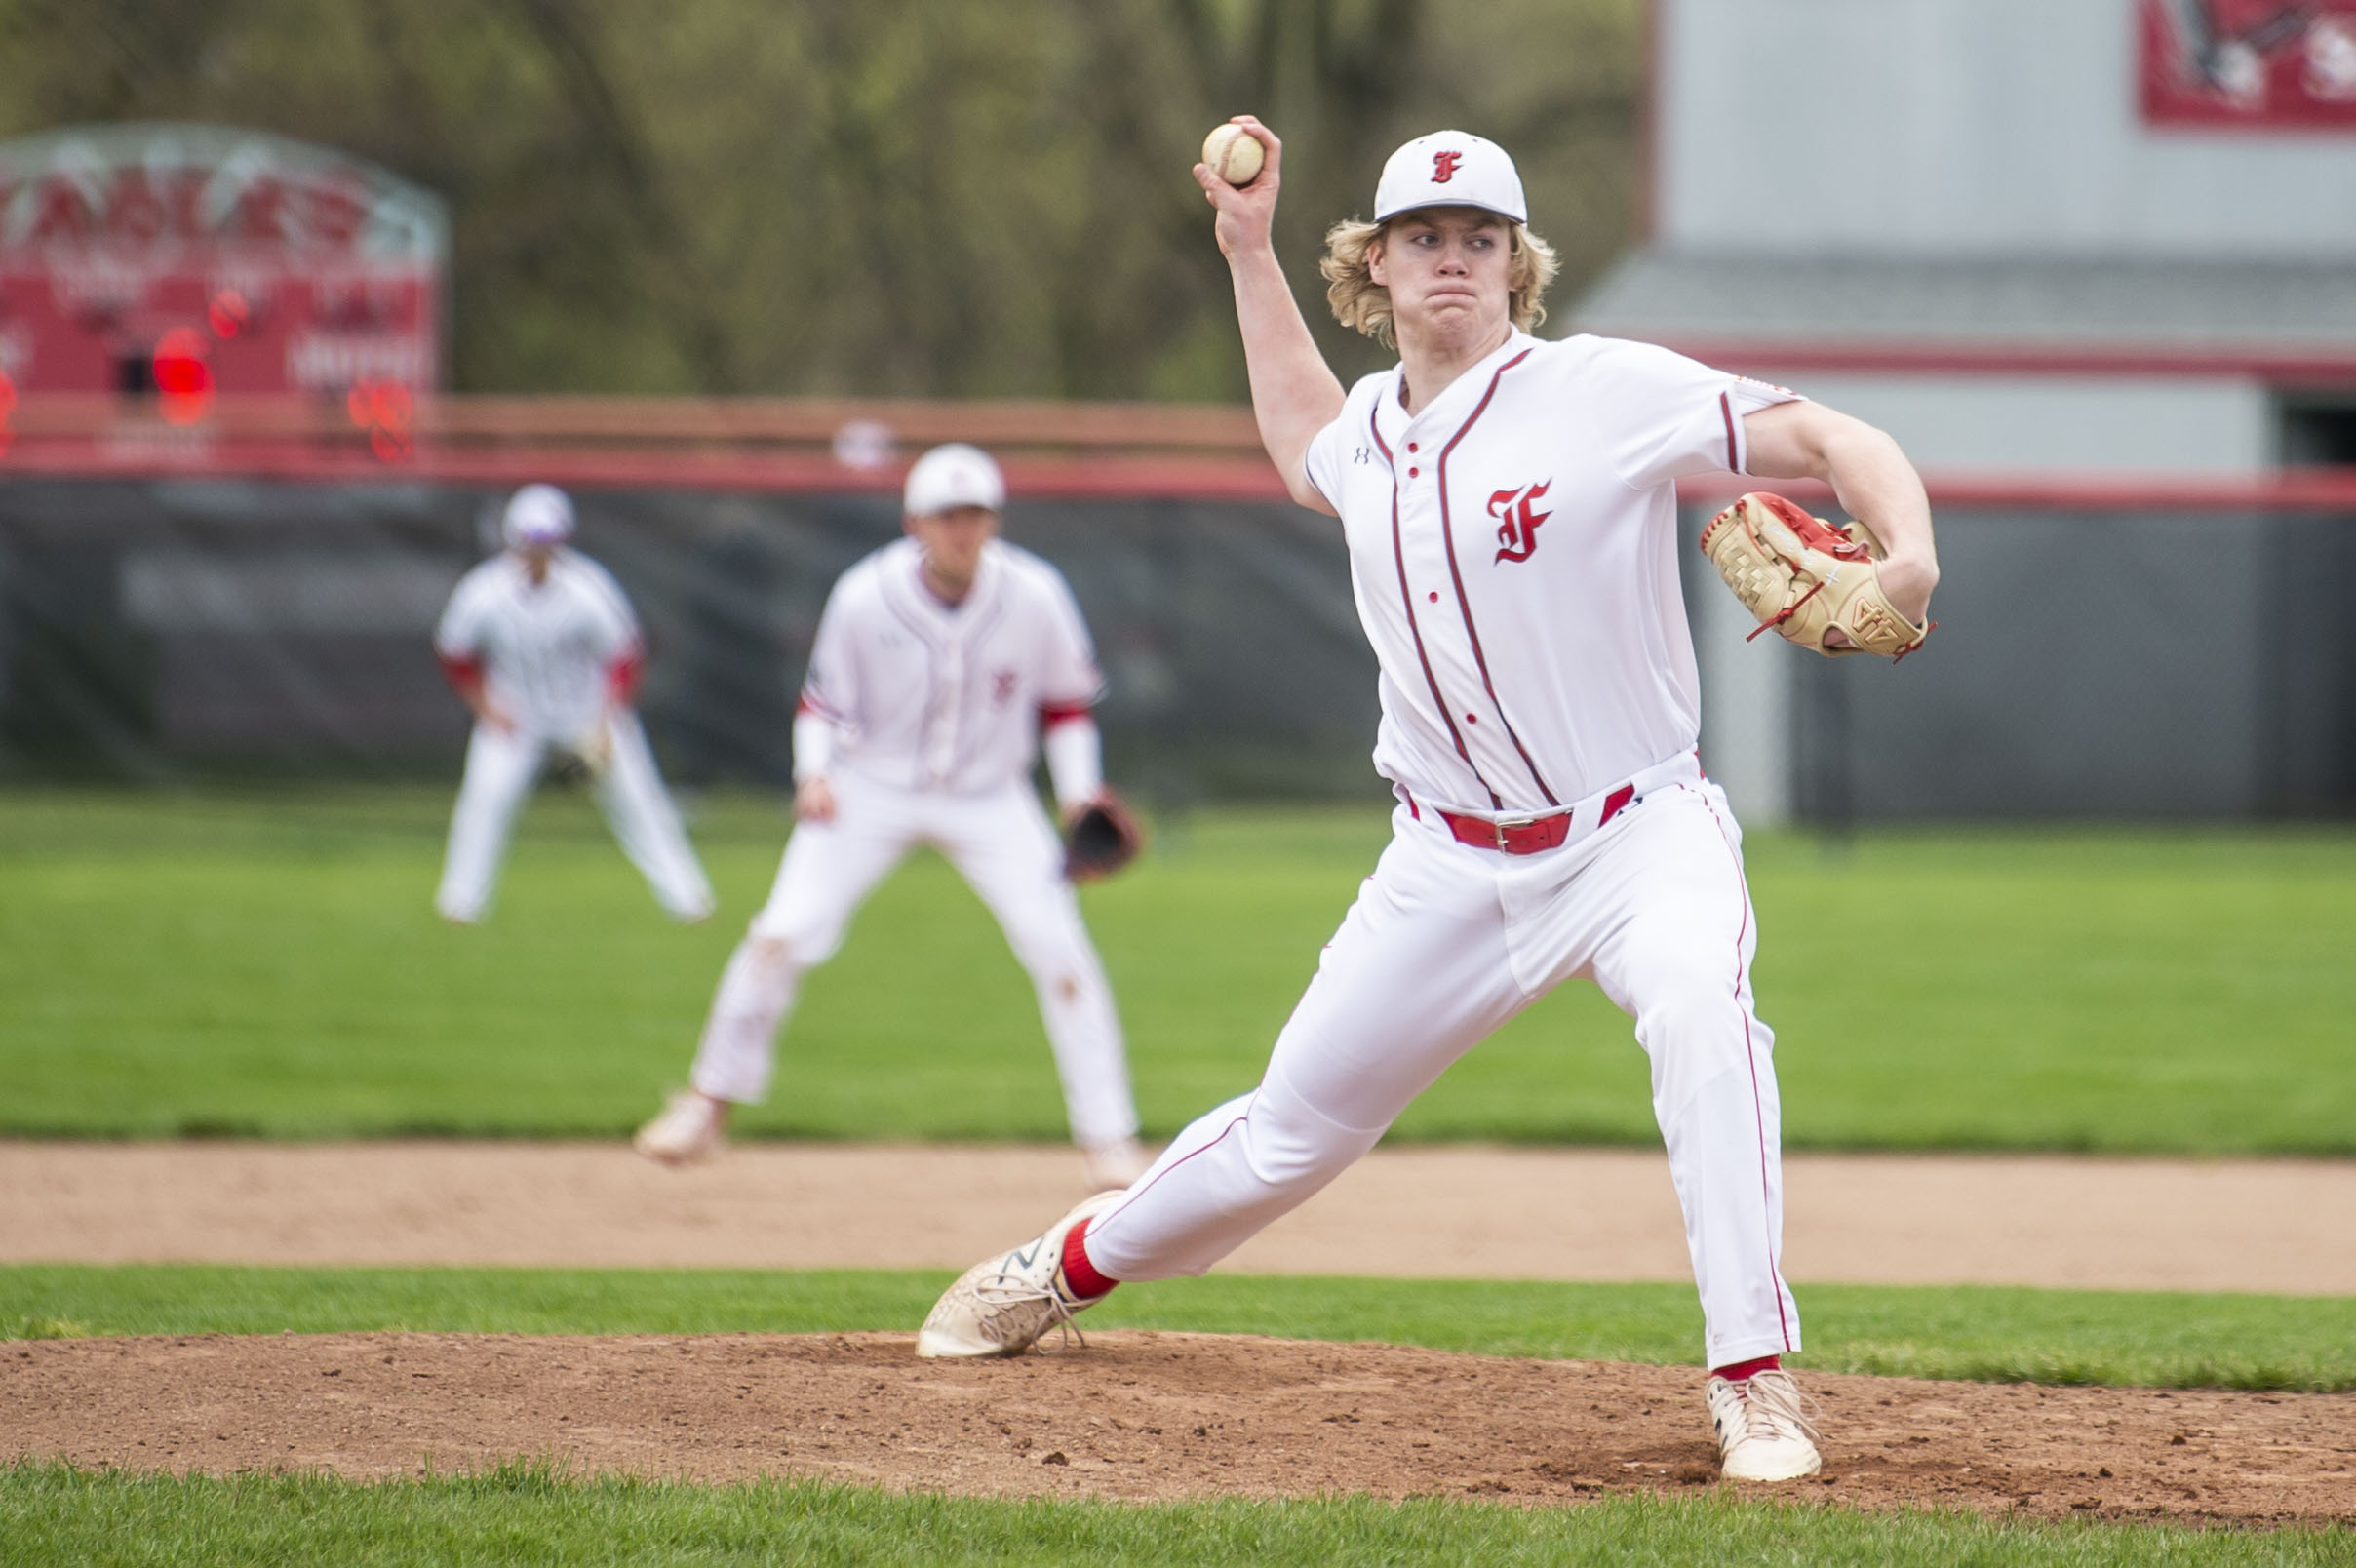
[4,476,2353,819]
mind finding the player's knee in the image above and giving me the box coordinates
[1014,932,1093,992]
[743,933,799,975]
[1237,1095,1377,1191]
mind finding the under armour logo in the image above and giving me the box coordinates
[991,669,1017,706]
[1353,445,1374,465]
[1432,149,1463,182]
[1489,481,1551,564]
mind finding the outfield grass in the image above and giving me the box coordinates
[4,788,2353,1154]
[6,1462,2347,1568]
[7,1267,2354,1392]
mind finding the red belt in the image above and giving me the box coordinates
[1434,783,1635,856]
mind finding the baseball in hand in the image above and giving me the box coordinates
[1201,124,1265,187]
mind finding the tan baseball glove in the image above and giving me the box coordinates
[1699,492,1933,659]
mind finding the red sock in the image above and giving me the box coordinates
[1059,1216,1119,1300]
[1711,1353,1780,1382]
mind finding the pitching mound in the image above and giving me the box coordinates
[7,1332,2351,1525]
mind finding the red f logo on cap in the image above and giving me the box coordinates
[1432,149,1463,182]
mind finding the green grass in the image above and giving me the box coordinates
[8,1266,2355,1392]
[3,788,2354,1154]
[6,1463,2348,1568]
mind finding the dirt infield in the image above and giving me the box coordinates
[10,1140,2355,1522]
[8,1331,2353,1525]
[8,1140,2356,1292]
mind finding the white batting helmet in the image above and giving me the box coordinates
[1374,131,1527,225]
[501,484,576,547]
[903,444,1005,517]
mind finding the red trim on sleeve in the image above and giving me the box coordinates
[606,647,644,705]
[437,652,483,695]
[1378,402,1500,810]
[1040,701,1094,729]
[798,688,849,725]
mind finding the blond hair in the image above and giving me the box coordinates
[1319,216,1559,349]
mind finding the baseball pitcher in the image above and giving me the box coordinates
[915,124,1940,1484]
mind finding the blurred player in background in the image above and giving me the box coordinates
[634,444,1151,1191]
[916,123,1939,1485]
[433,483,715,924]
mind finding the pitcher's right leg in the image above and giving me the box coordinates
[918,821,1528,1356]
[1060,823,1529,1282]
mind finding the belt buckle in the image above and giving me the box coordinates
[1490,812,1540,849]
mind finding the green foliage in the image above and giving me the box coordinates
[2,790,2353,1156]
[7,1267,2356,1394]
[0,0,1640,398]
[2,1462,2350,1566]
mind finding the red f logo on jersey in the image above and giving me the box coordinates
[1432,149,1463,183]
[1489,481,1551,564]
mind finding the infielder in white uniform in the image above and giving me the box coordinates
[634,445,1151,1192]
[434,484,715,924]
[917,124,1940,1484]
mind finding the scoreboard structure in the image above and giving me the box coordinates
[0,123,446,422]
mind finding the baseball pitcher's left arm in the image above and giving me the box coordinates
[1743,401,1939,628]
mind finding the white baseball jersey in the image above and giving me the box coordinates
[800,536,1104,794]
[1304,331,1799,817]
[434,549,640,738]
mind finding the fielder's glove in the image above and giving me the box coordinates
[1699,492,1933,660]
[567,719,614,781]
[1063,792,1144,883]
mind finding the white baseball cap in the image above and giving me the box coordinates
[1373,131,1526,225]
[903,443,1005,516]
[501,484,575,547]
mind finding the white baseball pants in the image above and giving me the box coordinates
[435,713,716,923]
[687,774,1140,1151]
[1085,759,1800,1369]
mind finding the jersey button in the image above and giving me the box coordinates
[1465,714,1478,725]
[1407,442,1419,452]
[1427,591,1438,603]
[1408,466,1420,478]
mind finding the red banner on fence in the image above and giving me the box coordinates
[2141,0,2356,127]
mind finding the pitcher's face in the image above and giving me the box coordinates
[1369,206,1512,346]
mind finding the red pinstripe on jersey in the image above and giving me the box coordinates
[1433,349,1557,807]
[1373,401,1499,809]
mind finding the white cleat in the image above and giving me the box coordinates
[1707,1368,1823,1482]
[1080,1136,1154,1192]
[916,1189,1126,1359]
[632,1090,727,1167]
